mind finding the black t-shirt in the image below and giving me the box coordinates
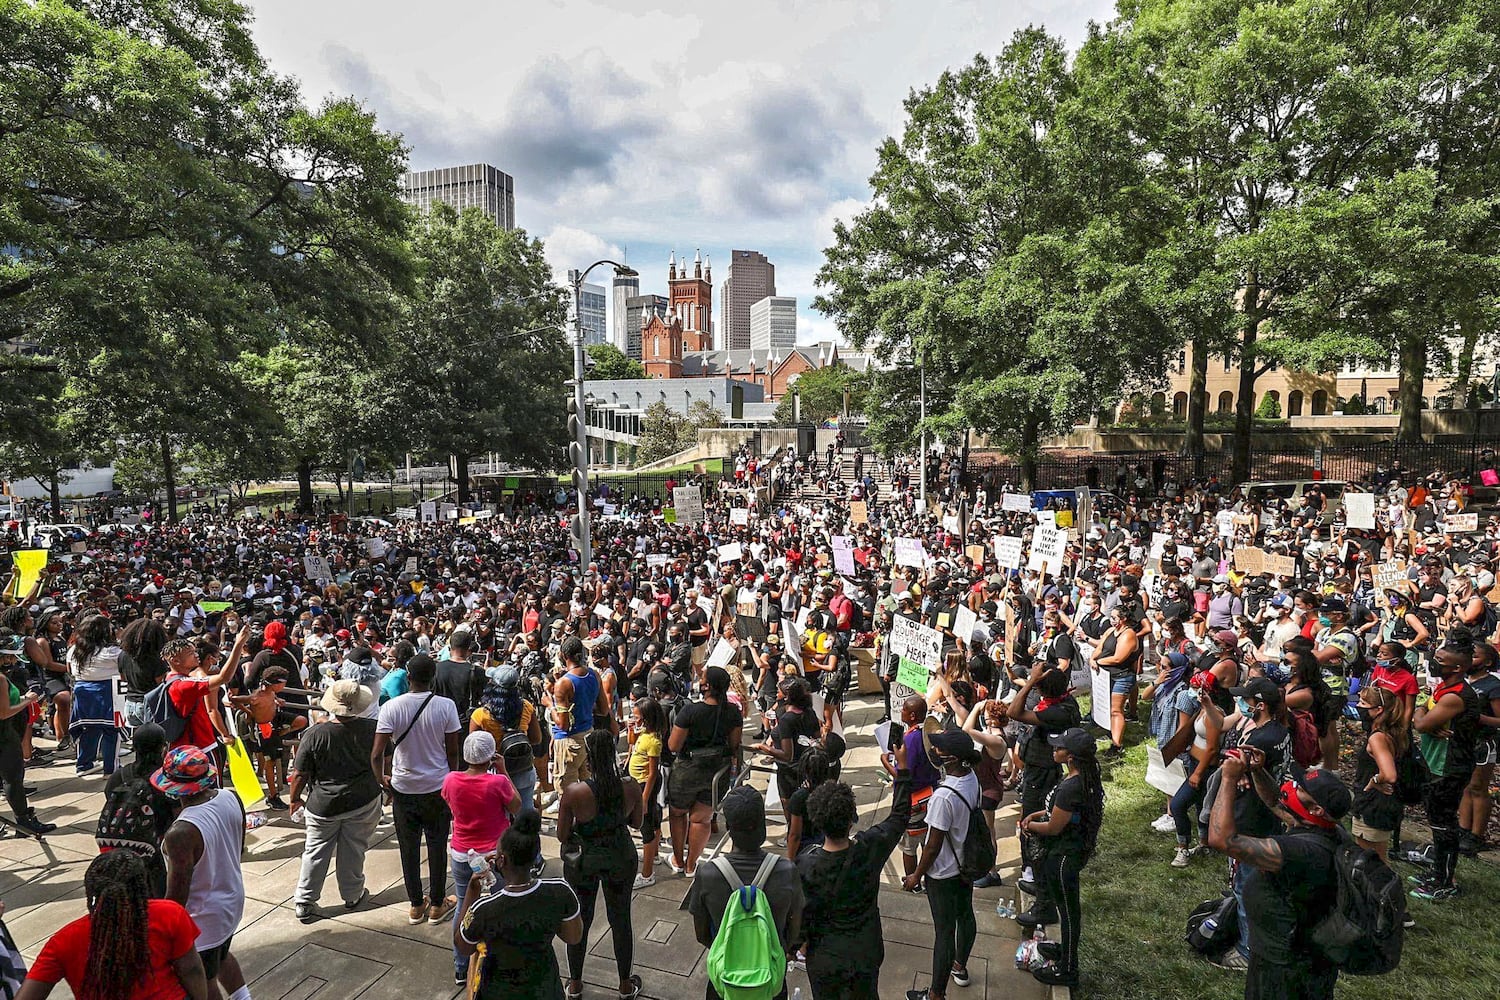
[292,717,381,817]
[1040,772,1087,855]
[460,879,581,1000]
[685,607,710,648]
[433,658,485,717]
[1040,633,1076,669]
[673,700,742,754]
[1022,695,1082,768]
[786,785,823,852]
[773,706,822,773]
[1227,720,1291,837]
[1436,679,1484,775]
[1241,828,1339,968]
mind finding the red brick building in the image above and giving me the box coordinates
[668,250,713,352]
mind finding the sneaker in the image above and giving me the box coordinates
[1399,844,1434,866]
[53,738,73,753]
[408,901,428,925]
[1409,882,1459,902]
[15,812,56,836]
[265,796,289,811]
[906,991,933,1000]
[295,903,318,923]
[1031,964,1078,987]
[1015,905,1057,932]
[972,872,1005,889]
[454,971,467,986]
[1210,949,1249,972]
[950,965,970,988]
[75,762,99,776]
[344,888,370,910]
[666,855,684,876]
[428,895,458,923]
[633,873,656,890]
[1403,914,1416,929]
[1151,813,1177,833]
[1016,878,1037,896]
[1171,846,1194,868]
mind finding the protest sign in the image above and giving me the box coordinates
[645,553,671,568]
[707,641,735,668]
[364,538,386,560]
[419,501,437,523]
[729,507,749,526]
[849,500,868,524]
[717,541,744,563]
[663,508,677,524]
[942,514,960,533]
[965,544,987,565]
[1002,492,1032,513]
[403,556,417,575]
[1216,510,1236,538]
[1445,512,1479,533]
[1091,668,1111,730]
[832,535,856,575]
[394,507,417,520]
[1027,524,1067,572]
[696,595,716,618]
[1146,746,1188,796]
[1344,492,1376,530]
[672,486,704,525]
[895,657,929,692]
[1036,509,1056,528]
[894,537,928,568]
[993,535,1023,570]
[200,601,231,614]
[1372,560,1408,592]
[303,555,333,582]
[953,604,978,645]
[1233,547,1265,577]
[889,616,942,669]
[1264,552,1298,577]
[593,603,612,621]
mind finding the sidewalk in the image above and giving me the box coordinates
[0,695,1051,1000]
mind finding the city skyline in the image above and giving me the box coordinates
[242,1,1112,346]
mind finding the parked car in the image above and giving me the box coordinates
[1242,479,1367,515]
[31,523,92,549]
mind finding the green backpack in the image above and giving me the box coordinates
[706,854,786,1000]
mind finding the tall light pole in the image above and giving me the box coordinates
[568,260,637,567]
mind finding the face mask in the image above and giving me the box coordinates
[1279,780,1336,830]
[1375,658,1397,670]
[1356,705,1374,725]
[1318,615,1332,628]
[1235,697,1253,717]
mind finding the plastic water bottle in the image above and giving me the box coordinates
[1200,915,1219,938]
[466,849,496,891]
[791,990,802,1000]
[996,897,1015,919]
[289,805,306,824]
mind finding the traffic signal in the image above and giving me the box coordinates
[567,396,586,491]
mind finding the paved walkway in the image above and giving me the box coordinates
[1,694,1050,1000]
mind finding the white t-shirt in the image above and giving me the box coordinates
[376,691,462,795]
[925,770,982,881]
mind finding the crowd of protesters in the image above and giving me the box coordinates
[0,446,1496,1000]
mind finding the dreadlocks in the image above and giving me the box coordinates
[81,852,151,1000]
[1074,751,1106,865]
[584,728,623,816]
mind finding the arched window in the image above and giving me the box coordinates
[1311,389,1329,415]
[1217,391,1234,414]
[1150,391,1167,416]
[1173,392,1188,419]
[1287,390,1304,417]
[1373,395,1388,414]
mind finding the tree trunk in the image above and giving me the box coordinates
[1454,315,1479,408]
[1231,280,1263,484]
[1183,333,1209,474]
[161,433,178,522]
[1019,416,1040,492]
[455,452,471,507]
[1396,331,1426,441]
[296,457,315,513]
[47,472,61,521]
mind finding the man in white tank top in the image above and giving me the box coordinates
[157,746,251,1000]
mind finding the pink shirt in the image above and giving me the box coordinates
[441,771,518,857]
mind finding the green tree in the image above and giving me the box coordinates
[1254,393,1282,420]
[586,342,646,380]
[817,29,1178,485]
[394,204,569,504]
[635,401,689,465]
[772,364,868,426]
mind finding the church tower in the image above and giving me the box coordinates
[669,248,713,352]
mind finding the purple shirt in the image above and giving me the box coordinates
[905,728,941,791]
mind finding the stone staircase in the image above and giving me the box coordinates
[779,448,898,506]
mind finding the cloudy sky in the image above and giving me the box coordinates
[248,0,1114,345]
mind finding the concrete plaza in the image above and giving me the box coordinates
[1,695,1053,1000]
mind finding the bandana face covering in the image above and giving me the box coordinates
[1279,780,1336,830]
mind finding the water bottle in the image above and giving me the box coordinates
[466,849,495,891]
[791,990,802,1000]
[996,897,1015,919]
[289,805,306,824]
[1200,916,1219,938]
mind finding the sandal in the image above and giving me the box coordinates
[620,974,643,1000]
[565,982,583,1000]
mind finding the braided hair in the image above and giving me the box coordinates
[81,852,151,1000]
[1072,749,1106,865]
[585,728,624,817]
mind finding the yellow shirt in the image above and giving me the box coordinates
[628,731,662,782]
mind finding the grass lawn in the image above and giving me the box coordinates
[1074,697,1500,1000]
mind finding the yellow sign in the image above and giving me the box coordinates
[225,738,266,808]
[7,549,47,599]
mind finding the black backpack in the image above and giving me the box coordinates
[1185,893,1238,956]
[96,775,167,858]
[1478,598,1498,640]
[939,782,997,883]
[143,676,190,745]
[1308,827,1406,975]
[500,726,535,776]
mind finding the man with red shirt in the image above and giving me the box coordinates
[162,633,242,752]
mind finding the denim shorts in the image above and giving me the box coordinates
[1110,675,1138,695]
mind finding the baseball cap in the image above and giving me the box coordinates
[929,730,981,763]
[1213,628,1238,647]
[1320,597,1348,613]
[1295,768,1353,820]
[1046,727,1096,757]
[1228,677,1280,703]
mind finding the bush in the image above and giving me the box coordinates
[1254,394,1281,419]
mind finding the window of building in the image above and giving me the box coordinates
[1217,391,1233,413]
[1311,389,1329,415]
[1173,392,1188,419]
[1288,390,1304,417]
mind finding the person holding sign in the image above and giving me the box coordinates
[1084,606,1139,756]
[1003,665,1080,903]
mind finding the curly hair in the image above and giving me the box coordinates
[806,781,858,840]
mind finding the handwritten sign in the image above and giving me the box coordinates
[1444,512,1479,533]
[1001,492,1032,513]
[645,553,671,568]
[953,604,978,644]
[1264,552,1298,578]
[832,535,856,575]
[965,544,987,565]
[1233,547,1265,577]
[1372,560,1408,592]
[1028,524,1067,572]
[849,500,868,524]
[717,542,744,563]
[303,555,332,582]
[672,486,704,525]
[896,656,929,692]
[894,537,928,568]
[729,507,749,526]
[889,616,943,669]
[994,535,1024,570]
[1344,492,1375,530]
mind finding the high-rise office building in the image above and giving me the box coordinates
[611,272,639,352]
[720,250,776,351]
[749,295,798,352]
[400,163,515,230]
[624,294,669,361]
[579,282,608,346]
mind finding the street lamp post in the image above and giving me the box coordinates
[568,260,637,567]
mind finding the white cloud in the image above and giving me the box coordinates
[538,226,627,288]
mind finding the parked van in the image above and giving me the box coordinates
[1241,480,1367,514]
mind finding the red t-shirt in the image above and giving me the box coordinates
[28,899,200,1000]
[166,674,218,749]
[442,771,518,855]
[1371,664,1419,698]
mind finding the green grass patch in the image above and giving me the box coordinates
[1073,700,1500,999]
